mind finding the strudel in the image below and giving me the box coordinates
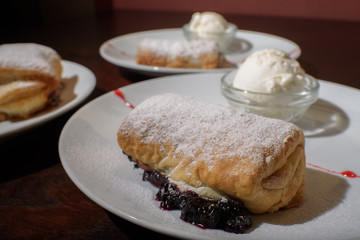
[0,43,62,121]
[135,38,224,69]
[117,93,305,231]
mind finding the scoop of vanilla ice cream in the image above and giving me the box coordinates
[188,12,228,35]
[233,49,306,93]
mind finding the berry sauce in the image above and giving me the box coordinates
[306,163,360,178]
[143,170,252,233]
[124,152,252,233]
[114,89,135,109]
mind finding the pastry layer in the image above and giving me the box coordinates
[0,43,62,121]
[135,38,224,69]
[117,93,306,214]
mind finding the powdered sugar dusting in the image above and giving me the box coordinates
[61,120,179,223]
[139,38,219,59]
[120,93,300,174]
[0,43,60,77]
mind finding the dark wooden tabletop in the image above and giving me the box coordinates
[0,9,359,240]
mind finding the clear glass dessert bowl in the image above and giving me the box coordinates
[182,23,237,52]
[221,70,320,122]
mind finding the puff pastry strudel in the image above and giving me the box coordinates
[135,38,224,69]
[0,43,62,121]
[117,93,305,214]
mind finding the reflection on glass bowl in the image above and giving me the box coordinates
[221,70,320,122]
[182,23,237,52]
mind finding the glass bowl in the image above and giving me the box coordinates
[182,23,237,52]
[221,70,320,122]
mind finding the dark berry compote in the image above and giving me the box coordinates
[143,170,252,234]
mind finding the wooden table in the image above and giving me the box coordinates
[1,10,359,239]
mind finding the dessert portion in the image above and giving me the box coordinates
[183,12,237,51]
[0,43,62,121]
[135,38,224,69]
[117,93,306,232]
[135,11,236,69]
[233,48,308,94]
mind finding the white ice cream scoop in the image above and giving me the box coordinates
[188,12,228,36]
[233,48,307,93]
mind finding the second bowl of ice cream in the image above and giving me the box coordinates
[183,12,237,52]
[221,48,319,122]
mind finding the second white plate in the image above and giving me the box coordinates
[99,28,301,76]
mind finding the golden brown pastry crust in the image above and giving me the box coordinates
[135,38,224,69]
[117,93,305,214]
[0,43,62,121]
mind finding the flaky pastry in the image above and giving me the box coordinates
[0,43,62,121]
[135,38,224,69]
[117,93,305,214]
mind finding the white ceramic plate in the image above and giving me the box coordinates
[99,28,301,77]
[0,60,96,139]
[59,73,360,240]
